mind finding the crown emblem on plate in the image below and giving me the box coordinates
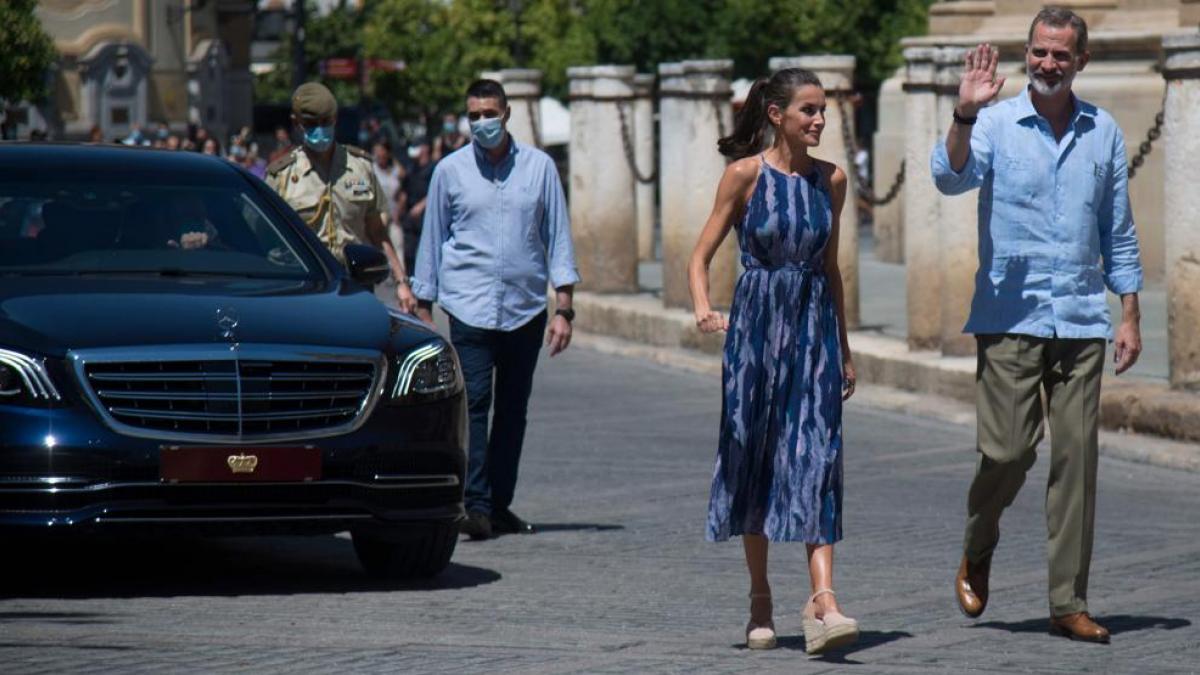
[227,453,258,474]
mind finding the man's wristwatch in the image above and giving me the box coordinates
[555,308,575,322]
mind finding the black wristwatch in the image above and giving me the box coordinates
[555,307,575,322]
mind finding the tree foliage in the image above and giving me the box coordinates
[519,0,597,98]
[258,0,934,122]
[0,0,57,104]
[254,0,371,105]
[711,0,934,89]
[364,0,515,121]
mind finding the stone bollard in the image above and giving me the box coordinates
[567,65,639,293]
[480,68,543,147]
[1163,33,1200,390]
[633,73,657,262]
[769,55,860,330]
[658,60,736,310]
[873,68,907,263]
[902,47,942,351]
[935,47,977,357]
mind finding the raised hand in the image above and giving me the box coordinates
[958,43,1005,116]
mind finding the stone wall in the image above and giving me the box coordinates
[884,0,1195,281]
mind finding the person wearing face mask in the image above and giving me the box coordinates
[932,8,1142,644]
[266,82,417,313]
[398,141,434,273]
[432,113,467,162]
[412,79,579,541]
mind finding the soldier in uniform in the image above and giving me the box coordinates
[266,82,417,313]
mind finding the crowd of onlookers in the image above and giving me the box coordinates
[54,114,473,274]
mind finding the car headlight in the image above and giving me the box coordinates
[390,341,462,403]
[0,348,62,406]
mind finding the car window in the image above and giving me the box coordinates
[0,183,320,280]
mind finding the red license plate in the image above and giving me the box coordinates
[160,446,321,483]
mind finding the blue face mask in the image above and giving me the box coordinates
[302,124,335,152]
[470,117,505,150]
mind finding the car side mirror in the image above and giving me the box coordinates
[343,244,390,287]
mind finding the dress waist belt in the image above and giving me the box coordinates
[741,255,821,273]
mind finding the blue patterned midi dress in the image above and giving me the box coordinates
[706,156,844,544]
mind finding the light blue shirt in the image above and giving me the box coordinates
[931,88,1142,340]
[412,137,580,331]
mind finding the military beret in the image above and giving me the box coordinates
[292,82,337,119]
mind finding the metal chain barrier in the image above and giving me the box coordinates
[616,101,657,184]
[835,95,905,206]
[1127,93,1165,180]
[526,98,544,150]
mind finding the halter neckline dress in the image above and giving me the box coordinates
[706,155,845,544]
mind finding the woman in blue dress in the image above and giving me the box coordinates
[689,68,858,654]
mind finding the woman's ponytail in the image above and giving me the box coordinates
[716,68,823,160]
[718,78,770,160]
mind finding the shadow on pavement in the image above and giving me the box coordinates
[972,614,1192,636]
[0,533,500,599]
[531,523,625,533]
[0,611,117,626]
[734,629,913,661]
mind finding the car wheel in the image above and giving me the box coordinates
[351,523,458,579]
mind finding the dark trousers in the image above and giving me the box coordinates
[449,311,546,515]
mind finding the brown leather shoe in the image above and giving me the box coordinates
[955,554,991,618]
[1049,612,1110,643]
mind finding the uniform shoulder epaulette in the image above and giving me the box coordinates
[346,144,371,160]
[266,152,297,176]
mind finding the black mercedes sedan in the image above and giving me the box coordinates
[0,144,465,579]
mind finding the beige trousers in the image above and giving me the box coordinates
[964,334,1105,617]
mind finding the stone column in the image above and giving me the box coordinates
[769,55,860,330]
[1163,33,1200,390]
[567,65,639,293]
[903,47,942,351]
[935,46,977,357]
[658,60,736,309]
[480,68,543,147]
[873,68,906,262]
[633,73,657,262]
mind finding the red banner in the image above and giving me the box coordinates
[320,58,358,79]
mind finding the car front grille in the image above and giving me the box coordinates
[71,346,385,442]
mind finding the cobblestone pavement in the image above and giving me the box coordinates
[2,346,1198,674]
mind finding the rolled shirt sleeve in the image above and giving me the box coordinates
[1099,127,1143,295]
[540,159,580,289]
[931,111,995,196]
[370,169,389,219]
[411,165,448,302]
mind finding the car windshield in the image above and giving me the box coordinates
[0,180,321,280]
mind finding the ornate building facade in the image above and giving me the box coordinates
[31,0,254,143]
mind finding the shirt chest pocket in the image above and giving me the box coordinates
[286,173,327,214]
[512,188,544,244]
[995,156,1040,201]
[338,179,376,220]
[1081,160,1109,207]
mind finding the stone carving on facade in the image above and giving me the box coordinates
[78,40,152,141]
